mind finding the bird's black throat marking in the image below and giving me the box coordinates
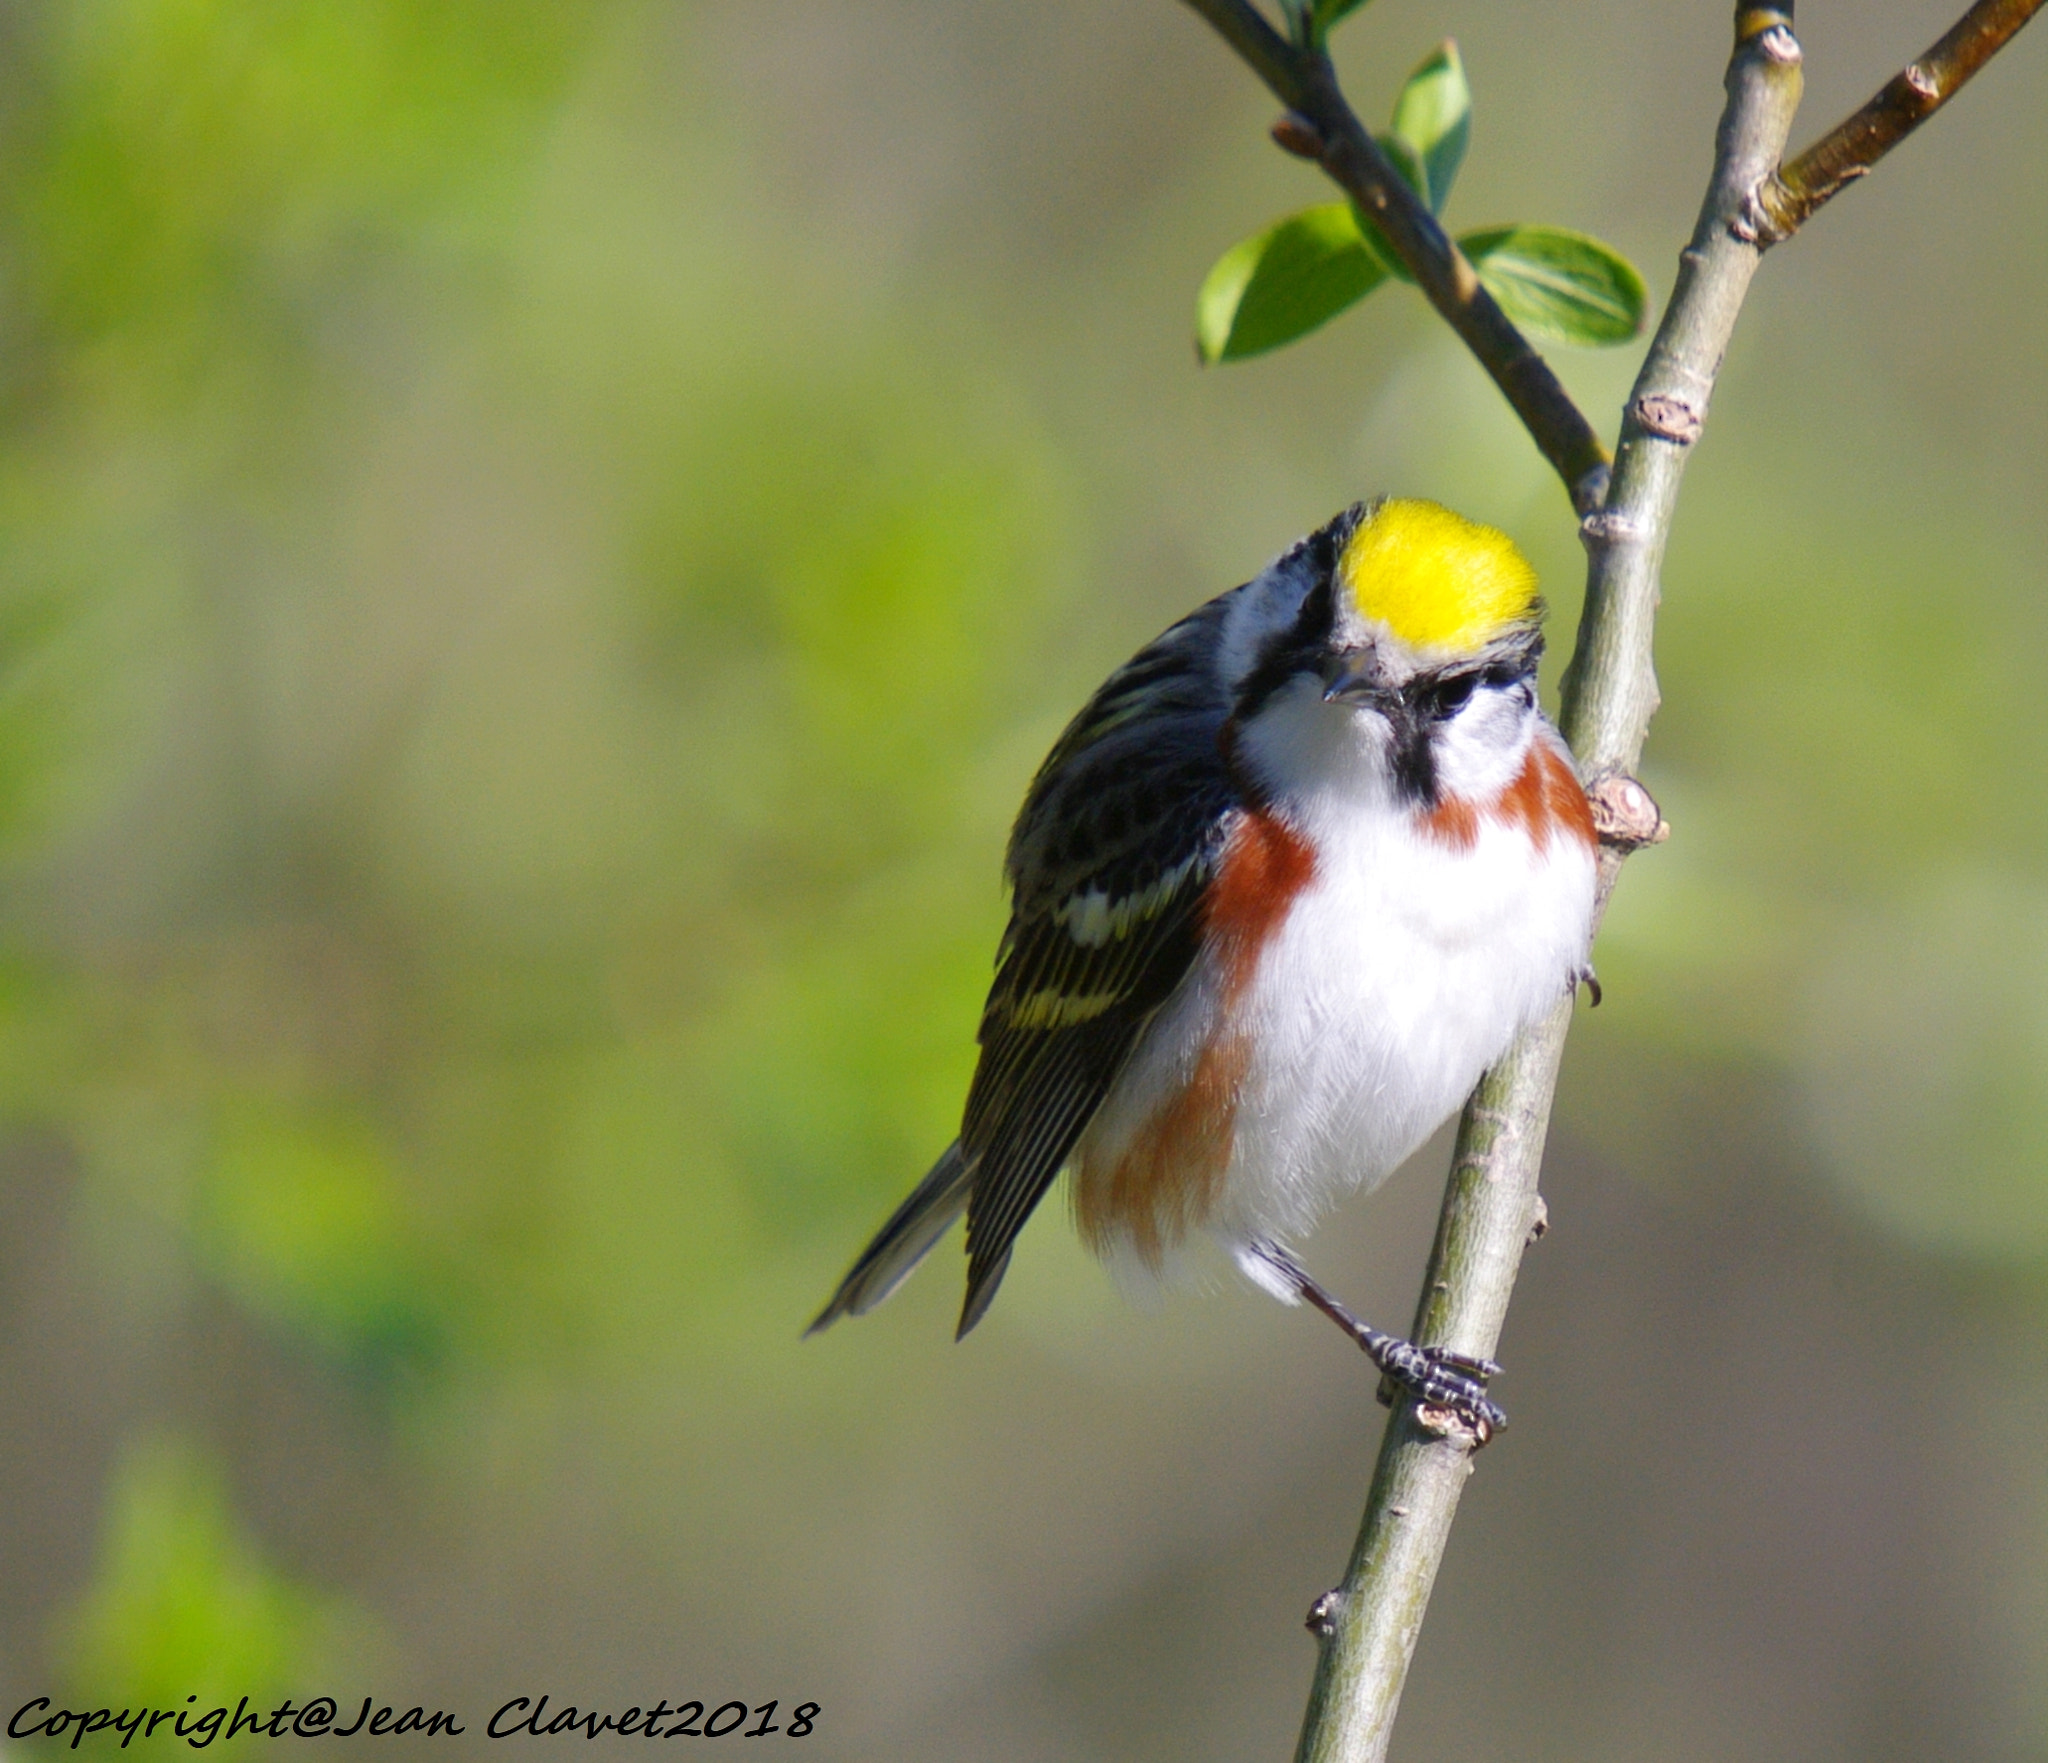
[1223,672,1442,810]
[1386,702,1438,808]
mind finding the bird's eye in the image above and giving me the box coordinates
[1427,675,1476,719]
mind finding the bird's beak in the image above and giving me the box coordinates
[1321,654,1397,711]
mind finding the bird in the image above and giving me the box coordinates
[807,496,1599,1436]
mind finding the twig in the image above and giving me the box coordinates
[1291,11,1806,1762]
[1752,0,2044,243]
[1178,0,1612,513]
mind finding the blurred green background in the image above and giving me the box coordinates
[0,1,2043,1757]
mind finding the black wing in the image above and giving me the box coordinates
[956,588,1245,1334]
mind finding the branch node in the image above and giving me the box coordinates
[1629,394,1704,445]
[1270,110,1325,159]
[1735,5,1793,43]
[1756,22,1803,66]
[1744,180,1793,246]
[1305,1589,1347,1637]
[1587,773,1669,849]
[1904,62,1940,100]
[1527,1194,1550,1243]
[1730,192,1770,246]
[1578,509,1641,551]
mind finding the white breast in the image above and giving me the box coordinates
[1074,723,1596,1297]
[1216,768,1594,1256]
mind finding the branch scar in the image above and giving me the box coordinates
[1630,394,1704,444]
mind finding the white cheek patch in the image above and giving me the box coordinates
[1433,687,1535,802]
[1237,677,1399,811]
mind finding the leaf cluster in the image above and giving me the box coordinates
[1196,41,1647,363]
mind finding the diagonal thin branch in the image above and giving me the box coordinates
[1178,0,1612,513]
[1752,0,2043,242]
[1182,0,1302,95]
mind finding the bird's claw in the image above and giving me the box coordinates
[1256,1239,1510,1443]
[1422,1343,1502,1381]
[1374,1338,1507,1443]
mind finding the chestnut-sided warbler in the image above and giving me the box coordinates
[809,497,1598,1434]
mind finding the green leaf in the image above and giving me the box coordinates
[1388,41,1470,213]
[1309,0,1373,47]
[1459,224,1648,346]
[1196,204,1390,363]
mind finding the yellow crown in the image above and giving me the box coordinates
[1337,499,1540,655]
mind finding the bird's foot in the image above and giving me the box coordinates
[1369,1337,1507,1443]
[1246,1239,1506,1444]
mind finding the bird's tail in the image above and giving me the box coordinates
[805,1141,973,1336]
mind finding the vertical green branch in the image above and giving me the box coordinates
[1291,13,1805,1763]
[1168,0,2042,1756]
